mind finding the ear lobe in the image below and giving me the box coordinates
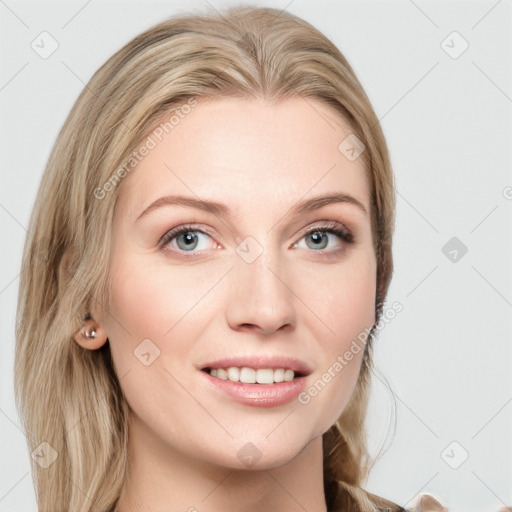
[72,317,109,350]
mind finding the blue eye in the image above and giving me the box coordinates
[160,225,216,252]
[159,221,353,257]
[296,225,353,251]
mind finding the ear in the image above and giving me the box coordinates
[59,248,109,350]
[73,314,109,350]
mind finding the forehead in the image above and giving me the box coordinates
[117,96,369,220]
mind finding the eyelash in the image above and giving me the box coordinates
[158,220,354,259]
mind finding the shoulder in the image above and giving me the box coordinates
[329,480,406,512]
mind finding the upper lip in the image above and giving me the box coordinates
[198,355,314,376]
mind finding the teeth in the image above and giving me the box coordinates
[227,367,240,381]
[208,367,296,384]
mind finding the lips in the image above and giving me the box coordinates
[202,370,308,407]
[198,355,314,377]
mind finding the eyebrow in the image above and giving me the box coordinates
[135,192,368,222]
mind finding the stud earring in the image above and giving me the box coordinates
[83,327,97,340]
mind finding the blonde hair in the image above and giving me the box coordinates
[14,6,395,511]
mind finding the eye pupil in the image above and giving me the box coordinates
[307,231,328,250]
[178,232,198,250]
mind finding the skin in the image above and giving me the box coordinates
[74,96,377,512]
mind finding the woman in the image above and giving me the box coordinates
[15,6,405,511]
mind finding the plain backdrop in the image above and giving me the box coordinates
[1,1,511,511]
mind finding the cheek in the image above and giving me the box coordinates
[298,252,376,430]
[327,267,376,336]
[325,253,376,374]
[104,254,221,422]
[106,251,225,361]
[110,268,168,341]
[305,249,377,345]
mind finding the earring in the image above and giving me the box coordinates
[83,327,97,340]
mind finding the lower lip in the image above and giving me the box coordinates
[200,370,307,407]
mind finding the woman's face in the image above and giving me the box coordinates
[95,96,376,470]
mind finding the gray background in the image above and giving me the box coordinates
[1,1,511,511]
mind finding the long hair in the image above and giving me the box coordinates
[14,6,395,511]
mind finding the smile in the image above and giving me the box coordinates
[203,366,302,384]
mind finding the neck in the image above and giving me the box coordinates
[114,413,328,512]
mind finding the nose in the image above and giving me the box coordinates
[224,245,296,336]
